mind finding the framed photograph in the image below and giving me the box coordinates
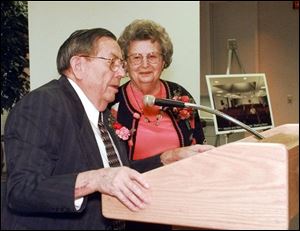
[206,73,274,135]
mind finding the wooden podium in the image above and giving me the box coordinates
[102,124,299,230]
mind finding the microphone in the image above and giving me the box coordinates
[143,94,186,108]
[143,95,265,140]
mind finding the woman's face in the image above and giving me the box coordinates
[126,40,165,87]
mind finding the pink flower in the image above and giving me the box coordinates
[115,126,131,140]
[109,111,131,141]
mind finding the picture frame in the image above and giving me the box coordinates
[206,73,274,135]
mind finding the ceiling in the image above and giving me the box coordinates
[208,75,268,98]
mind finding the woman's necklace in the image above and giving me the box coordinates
[129,82,163,126]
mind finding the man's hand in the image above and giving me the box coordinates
[160,144,215,165]
[75,166,151,211]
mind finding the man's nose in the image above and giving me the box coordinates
[115,66,126,79]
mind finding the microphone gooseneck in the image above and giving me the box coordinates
[143,95,265,140]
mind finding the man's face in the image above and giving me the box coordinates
[80,37,125,110]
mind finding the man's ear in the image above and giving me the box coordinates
[70,56,84,80]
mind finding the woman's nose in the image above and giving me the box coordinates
[141,56,149,68]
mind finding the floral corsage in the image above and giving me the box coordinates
[112,121,131,141]
[172,95,194,120]
[109,106,131,141]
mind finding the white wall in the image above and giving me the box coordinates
[28,1,200,103]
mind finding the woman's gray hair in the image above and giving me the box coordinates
[118,19,173,69]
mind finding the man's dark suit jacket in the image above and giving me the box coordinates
[1,76,162,230]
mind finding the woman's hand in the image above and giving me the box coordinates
[160,144,215,165]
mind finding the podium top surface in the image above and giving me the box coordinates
[239,124,299,149]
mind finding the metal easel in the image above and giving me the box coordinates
[226,39,246,75]
[215,39,246,146]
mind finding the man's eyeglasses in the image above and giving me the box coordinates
[127,52,162,66]
[80,55,127,72]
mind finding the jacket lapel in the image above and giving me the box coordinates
[59,76,104,169]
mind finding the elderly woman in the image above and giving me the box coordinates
[110,18,208,231]
[111,19,206,162]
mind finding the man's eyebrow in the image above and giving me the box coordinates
[110,52,123,60]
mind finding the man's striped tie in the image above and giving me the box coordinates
[98,112,121,167]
